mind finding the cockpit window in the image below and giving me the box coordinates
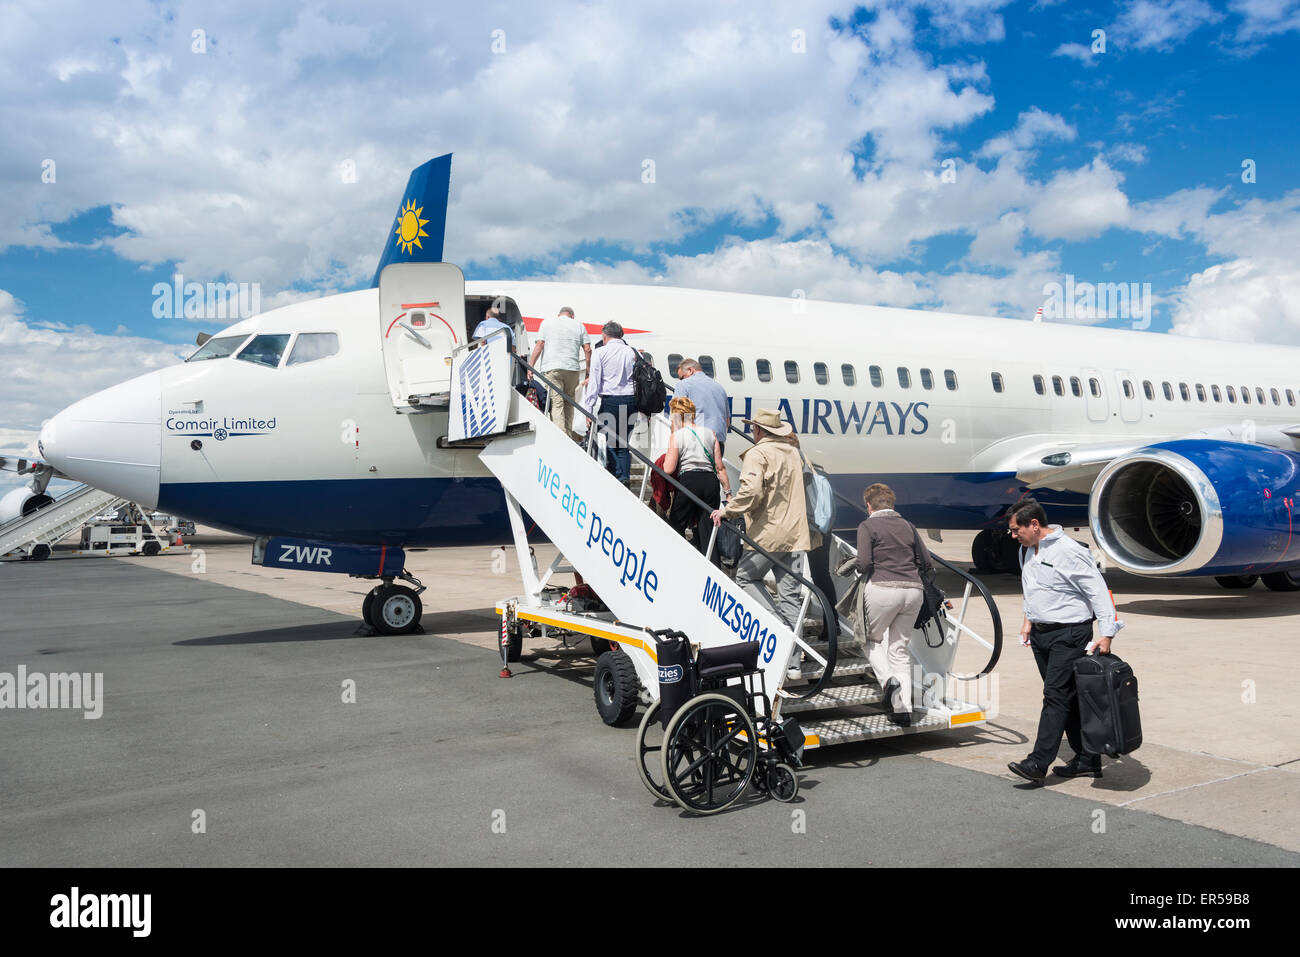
[286,332,340,366]
[235,334,291,369]
[187,334,251,362]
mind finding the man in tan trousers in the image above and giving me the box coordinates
[854,483,933,725]
[528,306,590,439]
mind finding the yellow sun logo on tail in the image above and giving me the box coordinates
[395,199,429,254]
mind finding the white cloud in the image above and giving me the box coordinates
[1025,158,1131,241]
[1113,0,1224,50]
[1230,0,1300,41]
[977,107,1076,159]
[1051,42,1099,65]
[0,289,186,437]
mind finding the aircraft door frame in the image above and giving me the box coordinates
[1114,368,1142,423]
[1081,366,1109,423]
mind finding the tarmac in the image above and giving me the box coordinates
[0,527,1296,867]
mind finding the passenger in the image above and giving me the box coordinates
[584,321,639,484]
[528,306,591,439]
[661,396,731,561]
[855,482,933,726]
[472,302,513,348]
[709,408,810,677]
[674,359,731,456]
[1007,498,1120,784]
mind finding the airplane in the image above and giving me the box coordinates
[9,153,1300,637]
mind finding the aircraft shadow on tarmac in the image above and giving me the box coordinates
[938,567,1299,619]
[173,608,500,646]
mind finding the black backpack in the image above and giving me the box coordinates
[632,353,667,415]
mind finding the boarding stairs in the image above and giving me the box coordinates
[0,484,126,561]
[451,335,1000,749]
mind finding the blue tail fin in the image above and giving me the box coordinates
[370,153,452,287]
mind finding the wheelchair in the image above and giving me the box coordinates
[635,629,806,815]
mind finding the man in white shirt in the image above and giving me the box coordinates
[1007,499,1121,784]
[529,307,590,439]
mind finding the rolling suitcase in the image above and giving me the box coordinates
[1074,652,1142,756]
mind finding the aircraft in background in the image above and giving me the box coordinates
[9,153,1300,633]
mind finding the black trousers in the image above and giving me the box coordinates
[668,470,720,563]
[807,535,837,620]
[1028,622,1094,767]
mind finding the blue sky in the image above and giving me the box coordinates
[4,0,1300,467]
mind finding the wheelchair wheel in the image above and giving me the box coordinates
[660,693,757,815]
[634,702,672,802]
[767,762,799,803]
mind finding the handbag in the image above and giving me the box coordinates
[716,515,745,564]
[910,525,946,630]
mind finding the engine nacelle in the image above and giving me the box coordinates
[0,486,54,524]
[1090,439,1300,577]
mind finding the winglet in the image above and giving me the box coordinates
[371,153,453,288]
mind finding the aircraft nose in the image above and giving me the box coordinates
[40,370,163,508]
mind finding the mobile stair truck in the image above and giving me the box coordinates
[444,314,1002,816]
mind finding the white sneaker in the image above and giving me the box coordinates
[786,660,804,681]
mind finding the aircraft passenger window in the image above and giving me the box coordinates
[1193,384,1204,401]
[991,372,1004,393]
[667,354,683,379]
[869,366,883,388]
[1122,380,1134,399]
[814,362,828,385]
[728,357,744,382]
[1271,388,1280,405]
[785,361,800,384]
[286,332,340,366]
[1257,387,1267,404]
[235,334,291,369]
[1033,375,1044,396]
[920,368,933,390]
[756,359,772,382]
[1089,378,1101,397]
[699,355,715,378]
[1162,382,1173,401]
[897,367,911,388]
[1212,385,1221,402]
[1070,376,1082,397]
[1240,386,1251,404]
[1227,386,1237,403]
[1143,381,1155,401]
[187,334,252,362]
[1288,389,1296,406]
[944,369,958,391]
[842,364,856,386]
[1052,376,1064,397]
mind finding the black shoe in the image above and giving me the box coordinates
[886,710,911,727]
[1053,755,1103,778]
[1008,759,1047,783]
[881,676,900,708]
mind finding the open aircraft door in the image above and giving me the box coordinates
[379,262,466,413]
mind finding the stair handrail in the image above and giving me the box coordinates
[514,355,840,700]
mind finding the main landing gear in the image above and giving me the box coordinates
[359,572,427,635]
[972,527,1020,575]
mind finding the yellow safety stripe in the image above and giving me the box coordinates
[496,607,658,663]
[949,711,985,726]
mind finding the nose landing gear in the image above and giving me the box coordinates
[359,572,426,635]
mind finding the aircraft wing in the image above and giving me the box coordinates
[1010,423,1300,494]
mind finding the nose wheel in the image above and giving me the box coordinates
[360,574,425,635]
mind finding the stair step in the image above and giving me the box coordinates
[793,656,874,680]
[780,682,883,714]
[800,710,951,748]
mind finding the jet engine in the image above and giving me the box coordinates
[1090,439,1300,585]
